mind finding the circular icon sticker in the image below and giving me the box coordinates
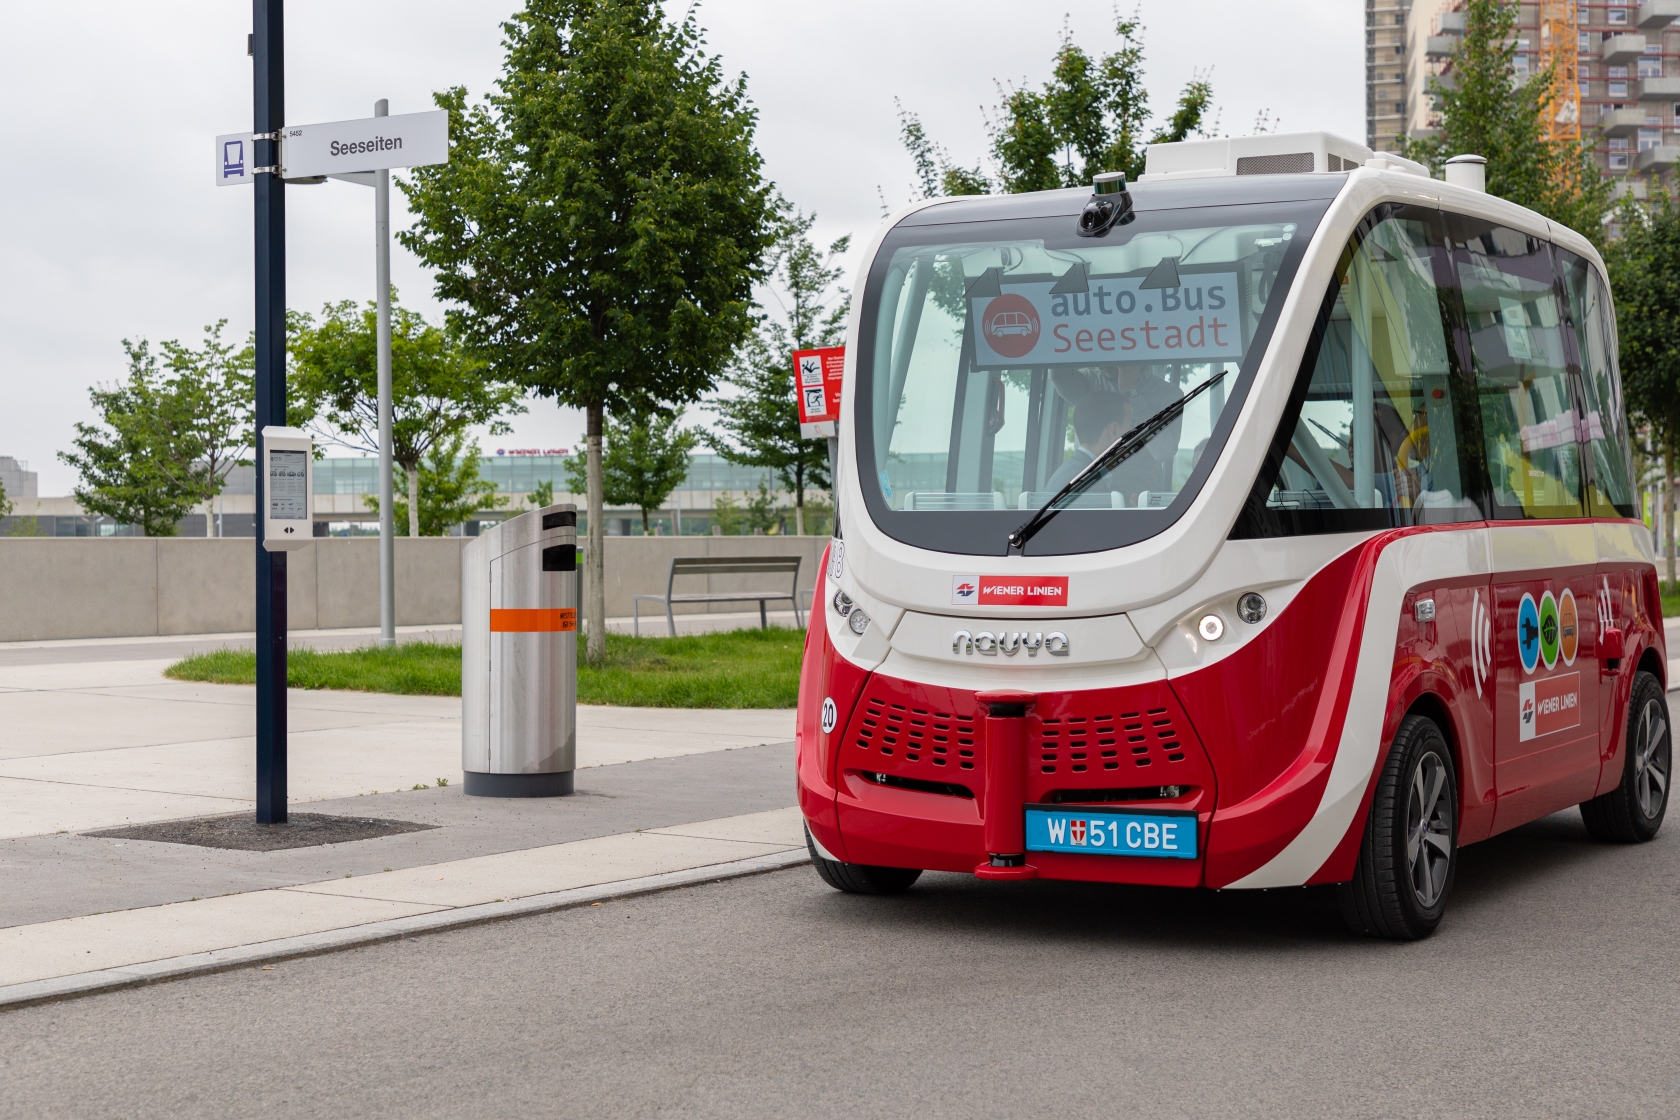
[979,294,1041,359]
[820,697,837,734]
[1558,587,1578,665]
[1516,593,1541,674]
[1538,591,1560,669]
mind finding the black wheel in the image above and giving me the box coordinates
[1339,713,1458,940]
[1581,670,1670,843]
[806,826,922,895]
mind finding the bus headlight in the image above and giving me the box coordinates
[832,591,854,617]
[1197,614,1225,642]
[849,609,871,636]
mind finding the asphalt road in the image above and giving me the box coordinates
[3,806,1675,1120]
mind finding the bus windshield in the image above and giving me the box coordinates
[857,199,1324,555]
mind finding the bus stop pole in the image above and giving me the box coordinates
[375,98,396,647]
[253,0,289,823]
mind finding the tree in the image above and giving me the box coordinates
[1607,194,1680,580]
[898,15,1211,197]
[708,210,843,535]
[368,433,507,536]
[163,321,254,536]
[59,340,217,536]
[711,490,744,536]
[1401,0,1611,243]
[289,296,524,538]
[0,475,10,522]
[527,479,555,509]
[744,479,778,534]
[564,411,696,533]
[400,0,777,663]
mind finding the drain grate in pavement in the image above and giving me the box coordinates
[84,813,437,852]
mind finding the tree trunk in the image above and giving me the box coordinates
[586,402,607,664]
[1667,434,1675,587]
[407,466,420,538]
[642,506,651,534]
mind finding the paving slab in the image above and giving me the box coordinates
[0,777,252,843]
[0,741,796,929]
[297,811,799,908]
[0,890,447,987]
[0,648,795,842]
[0,806,804,993]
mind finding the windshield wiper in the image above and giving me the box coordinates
[1006,370,1229,555]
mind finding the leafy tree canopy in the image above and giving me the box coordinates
[1402,0,1611,242]
[289,295,524,536]
[708,209,844,534]
[1606,193,1680,573]
[367,433,506,537]
[60,325,251,537]
[565,411,696,532]
[399,0,778,658]
[899,14,1211,197]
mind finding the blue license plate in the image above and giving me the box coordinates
[1024,805,1198,860]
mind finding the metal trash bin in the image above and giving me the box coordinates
[462,504,578,796]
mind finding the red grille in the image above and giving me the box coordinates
[1035,712,1117,774]
[840,677,1213,814]
[854,699,977,771]
[1037,705,1189,773]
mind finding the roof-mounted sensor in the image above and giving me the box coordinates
[1076,171,1134,237]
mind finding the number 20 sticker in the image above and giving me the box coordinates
[820,697,838,734]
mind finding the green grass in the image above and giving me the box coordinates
[1662,583,1680,622]
[164,627,804,708]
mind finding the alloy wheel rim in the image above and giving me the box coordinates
[1406,751,1453,908]
[1634,699,1670,821]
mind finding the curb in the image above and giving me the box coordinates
[0,848,810,1012]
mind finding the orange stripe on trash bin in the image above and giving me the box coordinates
[490,609,577,632]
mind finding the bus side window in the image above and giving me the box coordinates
[1234,205,1478,536]
[1559,250,1638,518]
[1449,219,1584,520]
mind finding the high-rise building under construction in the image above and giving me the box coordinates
[1368,0,1680,198]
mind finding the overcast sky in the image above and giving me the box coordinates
[0,0,1361,495]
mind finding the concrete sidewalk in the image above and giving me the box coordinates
[0,625,807,1006]
[0,806,808,1007]
[0,643,794,840]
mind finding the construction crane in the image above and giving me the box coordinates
[1538,0,1581,142]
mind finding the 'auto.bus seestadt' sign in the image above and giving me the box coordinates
[969,274,1242,366]
[215,109,448,185]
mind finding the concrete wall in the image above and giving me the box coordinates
[593,535,828,626]
[0,535,827,642]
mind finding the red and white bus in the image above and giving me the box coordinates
[797,131,1670,938]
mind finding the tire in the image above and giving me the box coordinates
[1581,670,1671,844]
[806,827,922,895]
[1339,713,1459,940]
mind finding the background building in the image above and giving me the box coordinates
[1374,0,1680,195]
[1368,0,1414,151]
[0,457,37,502]
[0,453,825,539]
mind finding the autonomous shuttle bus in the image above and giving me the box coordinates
[796,131,1671,938]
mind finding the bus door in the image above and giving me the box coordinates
[1449,218,1601,830]
[1557,248,1645,793]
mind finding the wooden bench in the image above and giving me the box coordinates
[632,555,805,637]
